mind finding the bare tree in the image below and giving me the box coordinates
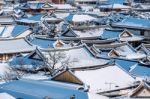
[3,58,27,82]
[3,66,24,82]
[43,51,78,76]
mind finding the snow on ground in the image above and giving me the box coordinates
[75,65,135,93]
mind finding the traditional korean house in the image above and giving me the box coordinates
[92,42,146,60]
[101,28,144,46]
[99,80,150,98]
[115,58,150,77]
[61,25,104,38]
[0,38,35,61]
[0,15,15,25]
[0,79,109,99]
[26,44,109,69]
[19,1,56,14]
[35,0,65,4]
[99,3,131,12]
[75,64,135,93]
[99,83,139,98]
[16,19,39,27]
[142,44,150,53]
[136,43,150,55]
[51,4,76,12]
[75,0,102,5]
[111,17,150,36]
[9,47,45,72]
[41,13,63,24]
[64,13,97,28]
[27,36,70,48]
[0,25,32,38]
[129,81,150,98]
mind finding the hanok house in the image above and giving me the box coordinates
[115,58,150,77]
[64,13,96,29]
[41,13,63,24]
[0,16,15,25]
[0,25,32,38]
[0,79,109,99]
[92,42,146,60]
[35,0,65,4]
[75,0,99,5]
[129,81,150,98]
[28,44,110,69]
[99,3,131,12]
[19,1,56,14]
[74,64,135,93]
[0,38,35,61]
[61,26,103,38]
[101,28,144,47]
[111,17,150,36]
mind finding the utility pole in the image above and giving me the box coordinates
[105,82,115,90]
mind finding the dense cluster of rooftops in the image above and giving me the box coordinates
[0,0,149,99]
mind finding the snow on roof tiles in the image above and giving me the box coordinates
[75,65,135,92]
[0,79,88,99]
[0,38,35,54]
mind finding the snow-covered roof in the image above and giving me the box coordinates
[0,79,88,99]
[101,29,144,42]
[0,16,14,24]
[75,65,135,93]
[101,29,123,39]
[120,36,144,42]
[21,2,75,10]
[0,38,35,54]
[16,19,39,24]
[94,42,146,59]
[112,17,150,30]
[73,28,104,37]
[25,14,44,21]
[0,25,31,38]
[41,45,109,69]
[40,13,63,23]
[107,0,125,4]
[0,79,108,99]
[65,14,96,23]
[100,4,131,9]
[129,81,150,97]
[0,93,15,99]
[87,93,109,99]
[52,4,76,10]
[115,58,150,77]
[55,12,70,19]
[28,37,56,48]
